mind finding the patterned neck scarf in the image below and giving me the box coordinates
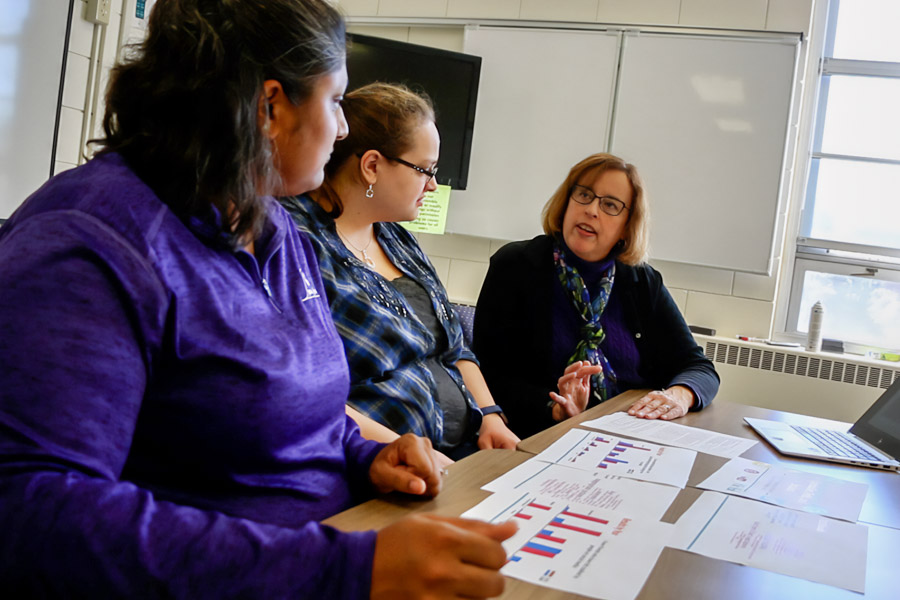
[552,239,617,403]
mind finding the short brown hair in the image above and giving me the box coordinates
[541,153,649,265]
[319,82,435,216]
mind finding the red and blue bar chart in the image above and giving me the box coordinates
[464,483,675,599]
[510,505,609,563]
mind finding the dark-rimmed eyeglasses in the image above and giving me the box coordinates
[383,154,439,180]
[570,184,630,217]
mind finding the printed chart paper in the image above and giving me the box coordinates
[697,457,868,522]
[463,490,672,600]
[670,492,867,593]
[533,428,696,488]
[483,458,679,520]
[582,411,757,458]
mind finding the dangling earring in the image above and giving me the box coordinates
[365,184,374,199]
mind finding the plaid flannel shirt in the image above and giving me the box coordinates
[281,195,481,446]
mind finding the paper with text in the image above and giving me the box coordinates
[697,457,868,522]
[671,492,867,593]
[483,458,679,520]
[399,184,450,234]
[582,411,757,458]
[463,490,672,600]
[532,428,695,488]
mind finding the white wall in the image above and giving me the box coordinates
[55,0,820,341]
[340,0,813,31]
[57,0,145,176]
[57,1,818,339]
[52,0,885,421]
[340,0,819,343]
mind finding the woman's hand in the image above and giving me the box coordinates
[550,361,604,422]
[455,359,520,450]
[434,450,455,470]
[627,386,694,420]
[372,514,517,600]
[477,414,520,450]
[369,433,443,497]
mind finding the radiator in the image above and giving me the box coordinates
[696,335,899,423]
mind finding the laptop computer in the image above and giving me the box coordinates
[744,376,900,471]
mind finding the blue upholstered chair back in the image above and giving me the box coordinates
[451,303,476,348]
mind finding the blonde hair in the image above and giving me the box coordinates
[541,153,649,265]
[318,82,435,217]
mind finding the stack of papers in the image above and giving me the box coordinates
[670,492,868,593]
[697,457,868,522]
[581,411,757,458]
[462,415,871,598]
[463,490,673,600]
[463,428,693,599]
[483,460,679,519]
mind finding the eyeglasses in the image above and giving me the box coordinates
[383,154,439,180]
[570,184,630,217]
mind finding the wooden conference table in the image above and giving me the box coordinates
[324,391,900,599]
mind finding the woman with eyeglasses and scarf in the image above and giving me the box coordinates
[473,153,719,439]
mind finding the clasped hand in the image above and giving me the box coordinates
[369,433,444,497]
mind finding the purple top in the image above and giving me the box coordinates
[0,153,384,598]
[549,244,641,391]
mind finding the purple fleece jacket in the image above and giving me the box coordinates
[0,153,384,598]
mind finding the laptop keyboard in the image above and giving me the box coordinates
[792,426,881,461]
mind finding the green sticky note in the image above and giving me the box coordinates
[401,184,451,235]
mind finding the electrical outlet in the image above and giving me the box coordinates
[86,0,112,25]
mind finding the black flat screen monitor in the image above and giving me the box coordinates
[346,33,481,190]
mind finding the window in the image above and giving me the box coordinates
[787,0,900,352]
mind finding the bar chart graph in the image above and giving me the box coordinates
[513,500,552,521]
[509,501,614,564]
[465,490,673,600]
[536,428,696,488]
[598,439,653,469]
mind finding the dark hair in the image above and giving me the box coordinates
[96,0,346,248]
[318,82,434,217]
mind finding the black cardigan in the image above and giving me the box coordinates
[473,235,719,439]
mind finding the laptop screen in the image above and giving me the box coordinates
[849,376,900,461]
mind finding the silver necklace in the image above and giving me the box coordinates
[336,225,376,267]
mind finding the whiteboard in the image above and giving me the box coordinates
[610,33,798,274]
[449,27,620,240]
[445,26,799,274]
[0,0,72,218]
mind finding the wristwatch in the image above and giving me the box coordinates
[480,404,508,424]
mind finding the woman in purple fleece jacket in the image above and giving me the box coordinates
[0,1,514,598]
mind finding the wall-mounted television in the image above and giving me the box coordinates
[346,33,482,190]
